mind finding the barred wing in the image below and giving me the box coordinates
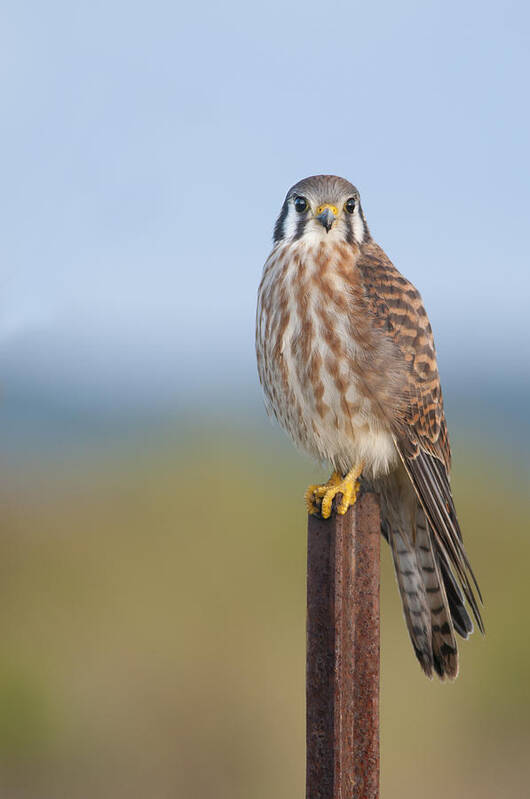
[358,243,483,633]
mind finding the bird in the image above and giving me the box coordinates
[256,174,483,679]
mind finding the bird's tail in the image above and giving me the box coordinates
[388,505,472,679]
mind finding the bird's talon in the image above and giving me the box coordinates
[305,467,362,519]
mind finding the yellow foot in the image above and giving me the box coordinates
[304,465,363,519]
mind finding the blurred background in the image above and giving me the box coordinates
[1,1,529,796]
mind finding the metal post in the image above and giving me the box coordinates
[306,491,380,799]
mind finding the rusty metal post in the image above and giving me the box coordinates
[306,491,380,799]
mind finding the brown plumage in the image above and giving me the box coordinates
[256,174,482,679]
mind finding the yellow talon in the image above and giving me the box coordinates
[304,465,363,519]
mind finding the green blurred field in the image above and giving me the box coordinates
[0,419,528,797]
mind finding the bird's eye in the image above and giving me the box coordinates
[294,196,308,213]
[345,198,356,214]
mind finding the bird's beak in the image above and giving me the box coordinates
[316,203,338,232]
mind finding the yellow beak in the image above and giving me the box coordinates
[316,203,338,232]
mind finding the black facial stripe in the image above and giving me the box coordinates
[293,216,307,240]
[344,211,354,245]
[358,204,369,241]
[273,200,289,243]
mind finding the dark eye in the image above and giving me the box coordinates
[345,198,356,214]
[294,196,308,213]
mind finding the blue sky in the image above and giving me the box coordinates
[1,1,529,409]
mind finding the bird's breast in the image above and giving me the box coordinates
[256,241,398,476]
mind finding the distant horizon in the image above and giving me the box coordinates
[0,357,528,468]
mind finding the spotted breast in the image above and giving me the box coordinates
[256,236,404,478]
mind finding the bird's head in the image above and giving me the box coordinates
[273,175,369,247]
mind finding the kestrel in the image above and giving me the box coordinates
[256,175,483,679]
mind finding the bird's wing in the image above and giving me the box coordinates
[357,243,483,632]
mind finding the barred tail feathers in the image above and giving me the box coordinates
[414,507,459,679]
[389,526,433,677]
[388,506,461,680]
